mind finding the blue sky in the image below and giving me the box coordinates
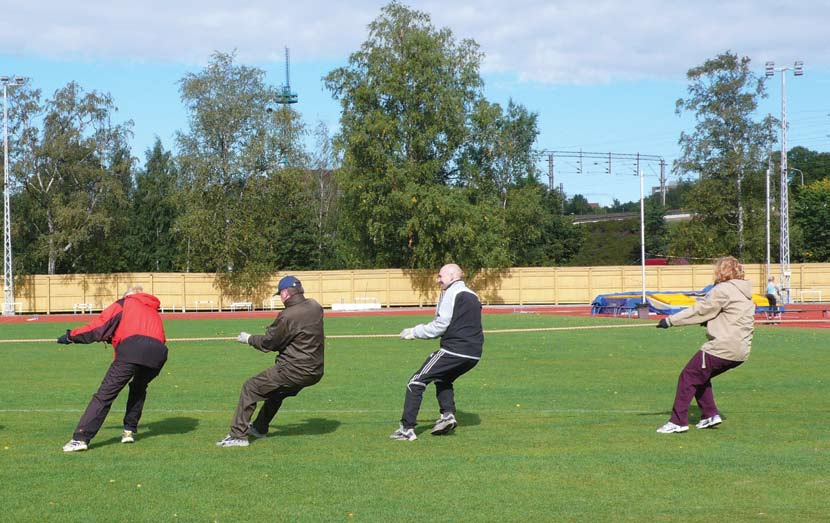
[2,1,829,205]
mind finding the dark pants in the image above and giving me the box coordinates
[228,365,313,438]
[766,294,778,315]
[670,350,743,426]
[73,360,161,442]
[401,349,479,429]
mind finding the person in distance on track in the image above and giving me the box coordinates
[59,286,169,452]
[765,275,780,319]
[655,256,755,434]
[390,263,484,441]
[216,276,325,447]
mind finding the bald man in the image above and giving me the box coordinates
[390,264,484,441]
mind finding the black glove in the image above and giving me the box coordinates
[656,318,669,329]
[57,332,72,344]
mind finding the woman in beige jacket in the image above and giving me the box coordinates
[655,256,755,434]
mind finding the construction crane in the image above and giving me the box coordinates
[275,47,298,106]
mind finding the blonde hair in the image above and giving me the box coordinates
[713,256,745,283]
[122,286,144,297]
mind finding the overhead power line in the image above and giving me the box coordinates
[535,149,668,205]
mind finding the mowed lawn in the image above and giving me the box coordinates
[1,313,828,522]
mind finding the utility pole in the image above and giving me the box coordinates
[2,75,24,316]
[547,153,554,191]
[659,159,666,206]
[766,60,803,304]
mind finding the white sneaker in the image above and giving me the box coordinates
[215,435,250,447]
[248,424,267,439]
[696,414,722,429]
[121,430,135,443]
[63,439,88,452]
[430,413,457,435]
[389,425,417,441]
[656,421,689,434]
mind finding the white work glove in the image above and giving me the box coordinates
[400,328,416,340]
[237,332,251,344]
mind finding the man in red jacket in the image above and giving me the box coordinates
[59,286,169,452]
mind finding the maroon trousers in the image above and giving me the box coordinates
[670,350,743,426]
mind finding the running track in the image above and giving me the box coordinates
[1,304,827,328]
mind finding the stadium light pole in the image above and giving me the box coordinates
[788,167,804,186]
[639,169,646,305]
[2,75,24,316]
[765,167,770,282]
[765,60,803,304]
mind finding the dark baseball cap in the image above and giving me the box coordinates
[274,275,302,295]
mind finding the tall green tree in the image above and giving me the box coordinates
[565,194,594,215]
[325,2,511,272]
[504,181,582,266]
[785,146,830,186]
[641,198,669,261]
[9,81,133,274]
[308,122,341,269]
[793,178,830,262]
[175,51,318,296]
[461,99,540,208]
[673,51,777,260]
[123,138,180,271]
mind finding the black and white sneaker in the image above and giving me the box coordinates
[216,435,250,447]
[696,414,722,429]
[656,421,688,434]
[62,439,88,452]
[389,425,417,441]
[430,414,457,435]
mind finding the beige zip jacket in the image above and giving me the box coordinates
[666,279,755,362]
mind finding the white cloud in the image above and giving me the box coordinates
[4,0,829,83]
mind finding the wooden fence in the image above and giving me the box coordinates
[8,263,830,314]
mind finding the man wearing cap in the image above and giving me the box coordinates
[217,276,325,447]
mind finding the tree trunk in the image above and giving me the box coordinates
[47,208,56,275]
[737,173,744,255]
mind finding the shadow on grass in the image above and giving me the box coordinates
[268,417,341,437]
[456,410,481,427]
[93,416,199,448]
[637,407,727,425]
[413,410,481,437]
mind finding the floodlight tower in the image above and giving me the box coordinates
[0,76,26,316]
[2,75,24,316]
[765,60,803,304]
[275,47,298,106]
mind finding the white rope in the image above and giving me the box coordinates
[0,407,664,415]
[2,319,825,344]
[0,322,657,344]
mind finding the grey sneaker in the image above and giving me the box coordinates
[121,430,135,443]
[696,414,723,429]
[656,421,689,434]
[389,425,417,441]
[431,413,458,435]
[62,439,88,452]
[216,435,250,447]
[248,424,267,439]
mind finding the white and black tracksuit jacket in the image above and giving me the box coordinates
[413,280,483,359]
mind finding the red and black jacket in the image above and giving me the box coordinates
[68,293,168,369]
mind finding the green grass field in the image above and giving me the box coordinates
[1,313,828,522]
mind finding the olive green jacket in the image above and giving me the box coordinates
[248,294,325,385]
